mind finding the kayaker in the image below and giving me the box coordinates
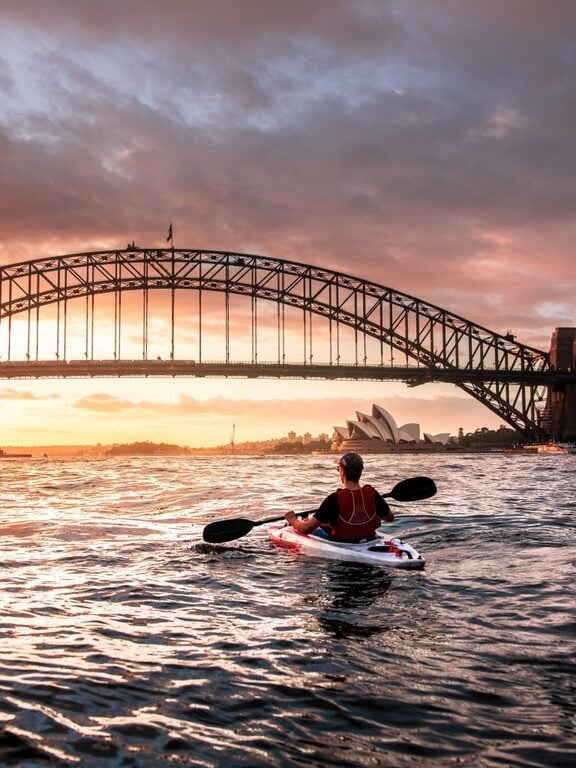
[284,452,394,542]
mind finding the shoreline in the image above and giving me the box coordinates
[1,444,570,459]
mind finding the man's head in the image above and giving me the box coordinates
[338,452,364,482]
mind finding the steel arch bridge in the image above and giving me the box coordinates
[0,247,572,441]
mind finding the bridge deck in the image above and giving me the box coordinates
[0,359,572,386]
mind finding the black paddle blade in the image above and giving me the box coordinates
[202,518,255,543]
[389,476,437,502]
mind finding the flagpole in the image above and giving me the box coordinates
[166,221,175,359]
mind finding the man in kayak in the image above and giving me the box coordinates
[284,452,394,542]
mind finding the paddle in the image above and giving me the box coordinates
[202,475,437,544]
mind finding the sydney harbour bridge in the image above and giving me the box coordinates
[0,247,575,442]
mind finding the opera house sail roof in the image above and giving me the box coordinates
[333,405,450,453]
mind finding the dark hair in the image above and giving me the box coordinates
[339,452,363,482]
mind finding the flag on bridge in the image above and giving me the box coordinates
[166,222,173,244]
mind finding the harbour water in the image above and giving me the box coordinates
[0,453,574,767]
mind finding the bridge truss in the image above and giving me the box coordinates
[0,247,566,441]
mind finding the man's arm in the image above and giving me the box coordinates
[285,492,338,534]
[376,491,394,522]
[284,510,321,534]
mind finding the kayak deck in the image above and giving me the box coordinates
[268,525,425,569]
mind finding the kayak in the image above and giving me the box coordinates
[268,524,425,569]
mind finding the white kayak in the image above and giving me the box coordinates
[268,524,425,569]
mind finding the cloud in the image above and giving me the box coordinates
[71,391,498,436]
[73,393,142,412]
[0,387,59,401]
[0,0,574,356]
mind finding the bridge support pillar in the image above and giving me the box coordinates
[548,327,576,442]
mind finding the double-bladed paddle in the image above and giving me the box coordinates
[202,475,437,544]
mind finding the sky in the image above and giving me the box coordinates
[0,0,575,447]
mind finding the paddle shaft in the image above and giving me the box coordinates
[251,509,315,527]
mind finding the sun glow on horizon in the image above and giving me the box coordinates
[0,375,502,449]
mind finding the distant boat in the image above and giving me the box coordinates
[534,443,571,454]
[0,449,32,458]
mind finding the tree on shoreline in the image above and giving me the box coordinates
[105,441,191,456]
[457,426,528,448]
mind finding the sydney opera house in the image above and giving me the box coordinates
[332,404,451,453]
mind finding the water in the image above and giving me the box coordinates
[0,453,574,767]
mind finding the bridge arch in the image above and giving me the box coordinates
[0,247,559,440]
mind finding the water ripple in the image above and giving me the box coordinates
[0,454,574,766]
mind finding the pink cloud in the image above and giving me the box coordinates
[0,1,573,356]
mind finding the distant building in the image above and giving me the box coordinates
[332,404,450,453]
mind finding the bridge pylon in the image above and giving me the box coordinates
[547,327,576,442]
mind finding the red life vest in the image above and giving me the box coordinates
[329,485,381,541]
